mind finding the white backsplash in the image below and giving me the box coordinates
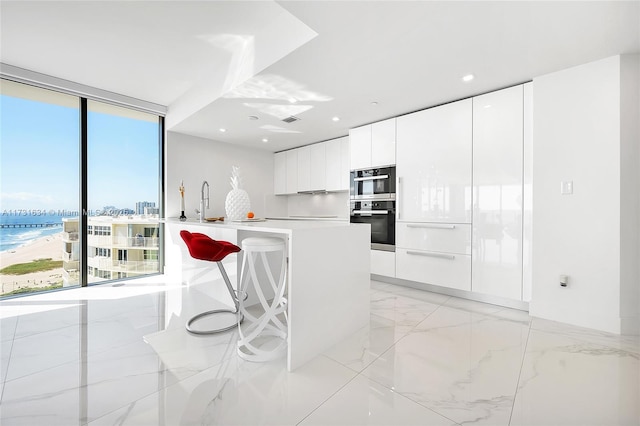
[285,192,350,218]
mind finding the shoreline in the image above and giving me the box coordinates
[0,232,66,295]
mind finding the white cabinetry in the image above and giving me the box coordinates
[396,99,472,223]
[349,125,372,170]
[371,249,395,277]
[371,118,396,167]
[274,151,287,195]
[310,143,326,191]
[297,145,311,192]
[395,99,472,291]
[349,118,396,170]
[275,137,349,195]
[471,85,524,301]
[396,223,472,290]
[286,150,298,194]
[326,136,350,192]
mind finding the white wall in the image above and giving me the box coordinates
[619,54,640,334]
[165,131,274,220]
[530,55,639,334]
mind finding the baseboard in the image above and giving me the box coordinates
[371,274,529,311]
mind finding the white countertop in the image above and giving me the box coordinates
[266,216,349,222]
[163,217,362,234]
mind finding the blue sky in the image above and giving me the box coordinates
[0,93,159,213]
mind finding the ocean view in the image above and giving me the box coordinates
[0,214,69,252]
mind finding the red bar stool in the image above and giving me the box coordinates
[180,230,242,335]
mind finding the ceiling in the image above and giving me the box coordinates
[1,1,639,153]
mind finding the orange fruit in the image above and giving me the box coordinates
[247,211,255,219]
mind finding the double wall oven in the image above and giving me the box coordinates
[350,167,396,251]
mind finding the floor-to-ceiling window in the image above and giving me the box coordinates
[0,79,163,297]
[86,100,161,284]
[0,80,80,296]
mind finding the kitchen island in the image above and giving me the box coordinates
[164,218,370,371]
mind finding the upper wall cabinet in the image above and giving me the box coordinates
[274,151,287,195]
[297,145,312,192]
[325,136,350,192]
[471,85,524,301]
[349,117,396,170]
[396,99,472,223]
[274,137,349,195]
[310,143,326,191]
[286,149,298,194]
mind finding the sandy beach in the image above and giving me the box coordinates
[0,232,65,295]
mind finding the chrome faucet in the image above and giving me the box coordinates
[199,180,210,223]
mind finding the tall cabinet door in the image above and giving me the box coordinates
[472,85,523,300]
[349,125,371,170]
[371,118,396,167]
[274,151,287,195]
[396,99,472,223]
[286,149,298,194]
[310,143,326,191]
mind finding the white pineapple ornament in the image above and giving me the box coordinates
[225,166,251,221]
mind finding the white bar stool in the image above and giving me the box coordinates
[237,237,287,362]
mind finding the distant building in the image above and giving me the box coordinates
[61,215,160,286]
[135,201,156,215]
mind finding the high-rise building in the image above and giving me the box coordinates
[135,201,156,215]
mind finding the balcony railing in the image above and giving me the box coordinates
[110,260,159,273]
[62,268,79,286]
[62,231,78,241]
[62,252,78,262]
[87,257,159,273]
[112,236,159,248]
[88,235,112,247]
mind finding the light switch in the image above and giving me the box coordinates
[560,181,573,195]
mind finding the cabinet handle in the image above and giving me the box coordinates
[406,224,456,229]
[406,250,455,260]
[353,174,389,182]
[396,176,402,220]
[352,210,389,215]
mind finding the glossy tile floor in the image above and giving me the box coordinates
[1,275,638,425]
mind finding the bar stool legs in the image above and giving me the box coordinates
[185,261,244,335]
[237,237,288,362]
[179,230,243,335]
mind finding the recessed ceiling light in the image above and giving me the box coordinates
[371,101,378,106]
[219,128,227,132]
[462,74,475,82]
[262,138,268,143]
[289,98,298,104]
[332,116,340,122]
[248,115,259,120]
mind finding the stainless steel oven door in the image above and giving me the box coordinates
[350,200,395,251]
[350,167,396,200]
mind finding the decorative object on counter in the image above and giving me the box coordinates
[205,217,225,222]
[225,165,251,221]
[179,180,187,221]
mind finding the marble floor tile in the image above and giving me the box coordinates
[531,317,640,355]
[323,313,415,373]
[363,306,530,425]
[511,329,640,425]
[370,291,441,327]
[299,374,457,425]
[5,323,81,382]
[89,355,357,426]
[2,275,639,426]
[386,284,452,305]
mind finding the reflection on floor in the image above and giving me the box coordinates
[1,275,638,425]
